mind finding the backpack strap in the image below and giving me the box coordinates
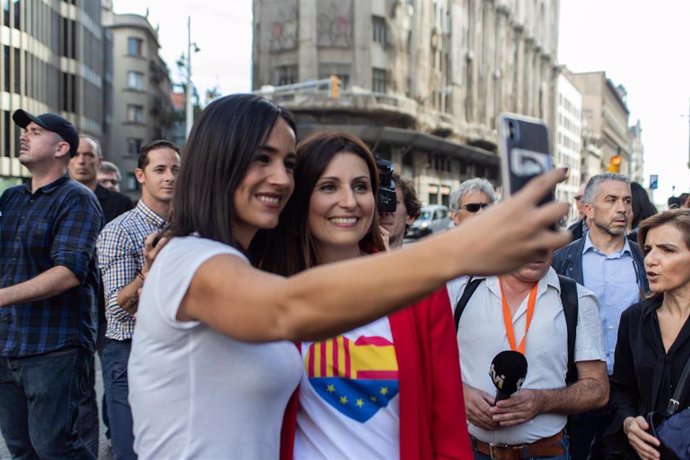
[558,275,579,385]
[454,277,483,330]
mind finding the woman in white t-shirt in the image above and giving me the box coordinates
[127,94,572,459]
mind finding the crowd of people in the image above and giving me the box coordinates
[0,95,688,460]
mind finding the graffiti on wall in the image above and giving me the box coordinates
[316,0,352,48]
[268,0,298,51]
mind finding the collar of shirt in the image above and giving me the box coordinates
[135,200,168,229]
[20,174,71,196]
[583,231,632,258]
[480,267,561,305]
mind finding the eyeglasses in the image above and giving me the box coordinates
[574,195,583,201]
[460,203,490,213]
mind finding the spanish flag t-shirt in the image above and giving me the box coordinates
[294,316,400,459]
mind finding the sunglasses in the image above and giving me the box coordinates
[460,203,490,213]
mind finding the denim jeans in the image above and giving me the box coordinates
[0,346,96,460]
[77,350,100,457]
[102,339,136,460]
[473,434,570,460]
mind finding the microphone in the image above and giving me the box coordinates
[489,350,528,403]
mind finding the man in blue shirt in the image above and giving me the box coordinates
[552,173,648,459]
[0,110,103,459]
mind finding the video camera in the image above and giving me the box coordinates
[375,158,396,213]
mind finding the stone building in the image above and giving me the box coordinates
[253,0,560,205]
[628,120,643,183]
[553,69,582,221]
[0,0,104,189]
[571,71,630,177]
[101,2,173,197]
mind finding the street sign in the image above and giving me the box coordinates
[649,174,658,190]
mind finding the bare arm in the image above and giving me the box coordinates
[115,272,145,315]
[492,359,608,426]
[0,266,79,307]
[173,170,571,343]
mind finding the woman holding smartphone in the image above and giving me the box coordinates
[128,94,571,459]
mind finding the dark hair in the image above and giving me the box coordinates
[137,139,181,170]
[630,181,658,229]
[166,94,296,248]
[393,172,421,223]
[255,131,385,275]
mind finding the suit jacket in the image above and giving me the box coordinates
[280,287,473,460]
[95,184,134,224]
[551,235,649,293]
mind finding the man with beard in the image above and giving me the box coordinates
[552,173,649,459]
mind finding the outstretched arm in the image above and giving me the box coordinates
[177,169,572,342]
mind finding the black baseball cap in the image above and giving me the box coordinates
[12,109,79,157]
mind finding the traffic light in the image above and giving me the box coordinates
[607,155,622,173]
[330,75,341,99]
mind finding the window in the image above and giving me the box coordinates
[60,17,76,58]
[372,68,387,93]
[127,71,144,90]
[127,138,143,155]
[127,37,143,56]
[372,16,386,44]
[126,105,144,123]
[274,65,297,86]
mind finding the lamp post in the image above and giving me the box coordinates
[185,16,200,138]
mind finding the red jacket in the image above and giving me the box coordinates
[280,287,473,459]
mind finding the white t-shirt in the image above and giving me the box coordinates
[453,267,605,445]
[128,236,302,459]
[294,317,400,459]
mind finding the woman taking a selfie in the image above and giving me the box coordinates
[254,131,471,458]
[609,209,690,460]
[127,94,571,459]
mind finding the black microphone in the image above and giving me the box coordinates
[489,350,528,403]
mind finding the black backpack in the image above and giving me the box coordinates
[454,275,579,384]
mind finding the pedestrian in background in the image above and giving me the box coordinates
[0,110,102,459]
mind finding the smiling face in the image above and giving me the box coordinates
[232,117,297,247]
[643,223,690,294]
[308,152,375,261]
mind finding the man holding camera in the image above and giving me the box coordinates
[378,172,421,249]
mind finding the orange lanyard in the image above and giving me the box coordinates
[498,277,538,354]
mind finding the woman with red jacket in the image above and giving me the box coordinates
[255,131,473,459]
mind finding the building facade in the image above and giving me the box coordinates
[553,69,582,221]
[571,71,630,177]
[628,119,643,183]
[253,0,560,204]
[101,4,173,197]
[1,0,104,190]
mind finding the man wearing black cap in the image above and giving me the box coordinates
[0,110,103,459]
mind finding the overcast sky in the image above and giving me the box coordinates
[113,0,690,205]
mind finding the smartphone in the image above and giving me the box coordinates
[497,113,554,204]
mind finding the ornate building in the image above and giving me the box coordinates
[253,0,560,204]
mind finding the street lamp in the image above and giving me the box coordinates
[185,16,200,138]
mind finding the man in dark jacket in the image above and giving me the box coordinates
[552,173,648,460]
